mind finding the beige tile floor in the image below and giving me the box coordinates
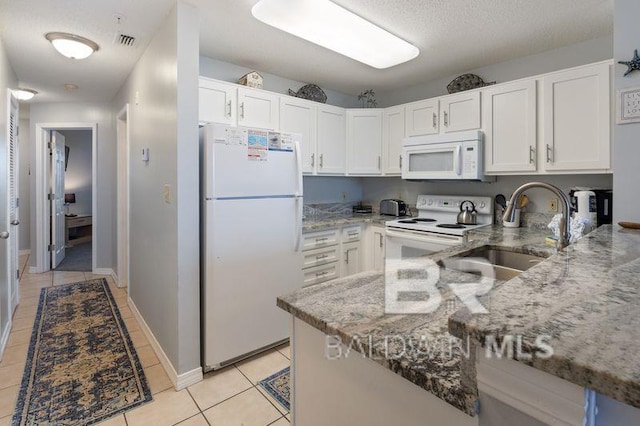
[0,254,291,425]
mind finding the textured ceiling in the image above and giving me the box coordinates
[0,0,613,103]
[0,0,175,103]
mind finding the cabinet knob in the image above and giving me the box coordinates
[0,231,9,240]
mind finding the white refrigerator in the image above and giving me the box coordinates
[201,124,303,371]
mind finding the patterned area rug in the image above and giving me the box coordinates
[258,367,290,411]
[12,279,152,425]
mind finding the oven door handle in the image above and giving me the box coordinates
[385,229,462,245]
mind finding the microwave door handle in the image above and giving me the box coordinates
[454,145,462,176]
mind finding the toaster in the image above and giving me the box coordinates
[380,199,407,217]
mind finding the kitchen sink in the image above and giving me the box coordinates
[442,246,547,281]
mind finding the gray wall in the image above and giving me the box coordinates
[612,0,640,222]
[60,130,92,216]
[200,56,361,108]
[378,35,613,107]
[0,36,18,353]
[18,110,30,252]
[28,102,115,271]
[112,1,200,375]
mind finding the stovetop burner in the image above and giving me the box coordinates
[413,218,437,222]
[398,219,418,223]
[437,223,466,229]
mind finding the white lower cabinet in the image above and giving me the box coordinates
[301,224,363,286]
[363,224,386,272]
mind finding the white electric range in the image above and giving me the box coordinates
[385,195,493,259]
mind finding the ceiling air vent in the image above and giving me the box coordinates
[114,32,136,47]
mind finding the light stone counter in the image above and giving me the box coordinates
[449,225,640,410]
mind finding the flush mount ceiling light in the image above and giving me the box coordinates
[13,88,38,101]
[45,32,99,59]
[251,0,419,69]
[63,84,79,91]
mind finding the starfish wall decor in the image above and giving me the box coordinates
[618,49,640,77]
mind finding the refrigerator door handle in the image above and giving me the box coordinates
[294,140,303,197]
[294,196,302,251]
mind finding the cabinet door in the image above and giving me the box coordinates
[280,96,318,174]
[372,227,385,272]
[199,78,236,125]
[317,104,346,175]
[341,241,361,277]
[405,99,439,136]
[483,80,537,173]
[346,109,383,175]
[440,91,481,133]
[383,105,405,175]
[543,63,610,171]
[237,87,280,129]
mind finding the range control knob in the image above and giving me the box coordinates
[479,202,486,209]
[419,199,426,206]
[427,199,434,206]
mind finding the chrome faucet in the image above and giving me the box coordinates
[503,182,572,250]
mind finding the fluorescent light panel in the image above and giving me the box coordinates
[251,0,419,69]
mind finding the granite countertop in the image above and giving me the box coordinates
[302,213,390,231]
[449,224,640,410]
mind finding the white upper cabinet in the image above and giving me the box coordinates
[317,104,346,175]
[237,87,279,130]
[280,96,318,174]
[440,91,481,133]
[383,105,405,175]
[483,80,537,173]
[542,62,611,172]
[199,78,236,126]
[347,109,383,175]
[405,99,439,136]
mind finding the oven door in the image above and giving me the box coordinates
[385,228,463,262]
[401,141,463,180]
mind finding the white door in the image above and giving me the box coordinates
[483,80,537,173]
[280,97,317,174]
[50,131,66,268]
[405,99,439,136]
[383,105,405,175]
[440,91,481,133]
[346,109,383,175]
[199,78,236,126]
[316,104,346,175]
[543,62,610,171]
[8,94,19,310]
[237,87,279,130]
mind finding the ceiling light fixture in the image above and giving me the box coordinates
[251,0,419,69]
[64,84,79,91]
[13,88,38,101]
[45,32,99,59]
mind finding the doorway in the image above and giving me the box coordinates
[116,104,130,291]
[33,123,97,273]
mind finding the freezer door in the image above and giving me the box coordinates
[203,125,302,198]
[203,196,303,369]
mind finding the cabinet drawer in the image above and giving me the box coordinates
[302,246,340,269]
[302,228,340,251]
[303,262,339,287]
[342,225,362,242]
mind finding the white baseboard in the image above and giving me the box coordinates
[94,268,114,276]
[19,249,31,255]
[128,297,203,390]
[0,320,12,361]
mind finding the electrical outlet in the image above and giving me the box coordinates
[548,198,558,213]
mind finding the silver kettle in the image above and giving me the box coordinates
[457,200,477,225]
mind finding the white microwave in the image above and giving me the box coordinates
[401,130,491,181]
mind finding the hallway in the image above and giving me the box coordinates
[0,254,291,425]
